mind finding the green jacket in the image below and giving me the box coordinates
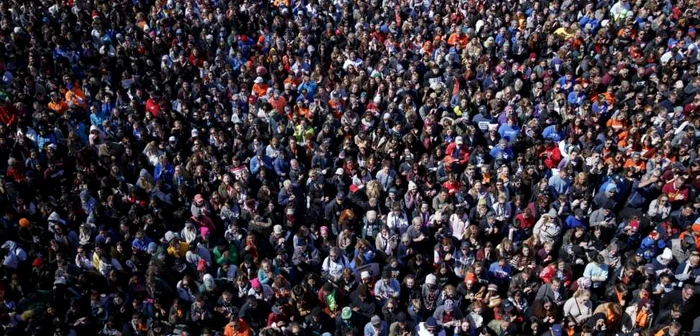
[212,244,238,266]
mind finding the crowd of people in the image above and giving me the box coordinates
[1,0,700,335]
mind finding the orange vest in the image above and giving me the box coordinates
[48,99,68,114]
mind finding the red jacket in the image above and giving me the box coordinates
[539,263,572,287]
[0,105,16,126]
[538,146,562,169]
[445,143,470,165]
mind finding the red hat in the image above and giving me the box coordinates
[529,53,537,60]
[32,257,44,267]
[628,219,640,231]
[648,230,659,240]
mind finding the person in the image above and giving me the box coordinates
[364,315,389,336]
[658,284,700,331]
[563,289,592,324]
[415,317,446,336]
[223,316,252,336]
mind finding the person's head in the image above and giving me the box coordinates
[690,252,700,267]
[425,317,438,334]
[329,247,341,261]
[682,284,695,300]
[357,285,369,300]
[668,322,682,336]
[579,326,593,336]
[670,303,682,318]
[542,298,553,310]
[404,275,415,288]
[575,289,591,304]
[550,278,562,292]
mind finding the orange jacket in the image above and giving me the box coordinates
[623,159,646,172]
[224,319,252,336]
[48,99,69,114]
[65,87,87,109]
[447,33,468,49]
[252,83,268,98]
[268,96,287,113]
[606,118,627,132]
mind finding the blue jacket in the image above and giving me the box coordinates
[564,215,587,231]
[154,162,174,182]
[542,125,564,142]
[132,237,153,252]
[488,262,512,285]
[489,146,514,162]
[273,156,290,178]
[498,124,520,142]
[250,155,273,175]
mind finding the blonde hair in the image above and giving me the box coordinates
[574,289,591,299]
[366,180,382,200]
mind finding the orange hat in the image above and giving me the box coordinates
[258,35,265,44]
[692,223,700,234]
[464,272,476,284]
[19,218,30,228]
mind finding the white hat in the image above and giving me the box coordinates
[48,212,66,225]
[162,231,177,243]
[426,274,437,285]
[361,271,371,279]
[273,225,283,234]
[408,181,417,191]
[455,136,463,145]
[660,248,673,261]
[335,168,344,175]
[254,76,264,84]
[191,129,199,137]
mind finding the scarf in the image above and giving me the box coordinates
[615,289,625,303]
[605,307,617,326]
[325,290,337,312]
[635,310,648,329]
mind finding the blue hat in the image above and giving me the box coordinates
[551,324,562,336]
[426,317,438,328]
[605,184,617,193]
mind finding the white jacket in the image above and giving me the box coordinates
[1,241,26,269]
